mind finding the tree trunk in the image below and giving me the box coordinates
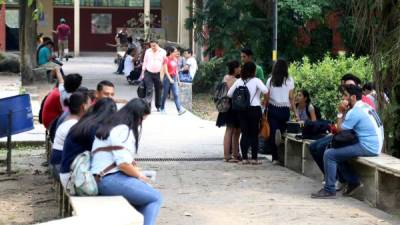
[19,0,37,85]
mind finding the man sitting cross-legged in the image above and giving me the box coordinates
[311,84,384,199]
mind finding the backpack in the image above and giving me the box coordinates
[300,120,331,140]
[213,82,231,112]
[38,94,49,124]
[66,146,124,196]
[231,79,254,111]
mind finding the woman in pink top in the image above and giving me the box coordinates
[160,46,186,115]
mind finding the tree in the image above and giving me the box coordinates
[19,0,37,84]
[350,0,400,157]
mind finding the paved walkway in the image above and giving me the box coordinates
[2,55,399,224]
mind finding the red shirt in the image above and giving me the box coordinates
[166,57,178,77]
[362,95,376,109]
[57,24,70,40]
[42,88,63,129]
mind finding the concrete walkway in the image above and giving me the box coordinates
[3,55,399,224]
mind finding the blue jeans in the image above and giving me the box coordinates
[98,172,163,225]
[323,143,377,193]
[161,76,183,112]
[267,104,290,160]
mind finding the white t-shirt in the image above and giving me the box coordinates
[90,124,135,176]
[123,55,134,76]
[266,76,295,107]
[58,83,70,111]
[185,57,198,79]
[52,118,78,150]
[227,78,268,107]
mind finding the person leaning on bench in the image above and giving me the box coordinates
[311,84,384,199]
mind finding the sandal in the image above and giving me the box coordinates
[251,160,262,165]
[224,158,239,163]
[241,159,250,165]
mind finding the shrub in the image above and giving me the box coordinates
[192,57,226,94]
[289,54,373,120]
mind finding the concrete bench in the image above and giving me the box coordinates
[282,133,400,215]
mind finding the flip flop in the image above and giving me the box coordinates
[251,160,262,165]
[241,160,250,165]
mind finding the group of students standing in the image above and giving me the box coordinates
[41,71,162,225]
[217,49,298,165]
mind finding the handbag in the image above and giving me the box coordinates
[331,129,359,149]
[259,111,270,140]
[137,80,146,98]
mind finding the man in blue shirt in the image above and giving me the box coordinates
[311,84,384,199]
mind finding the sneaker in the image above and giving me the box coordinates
[160,109,166,114]
[156,108,160,112]
[275,129,282,147]
[336,181,345,191]
[178,109,186,115]
[342,183,363,196]
[311,188,336,199]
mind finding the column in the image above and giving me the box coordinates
[177,0,190,48]
[144,0,150,40]
[74,0,80,56]
[0,3,5,51]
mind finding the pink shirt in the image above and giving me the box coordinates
[56,24,70,41]
[142,48,167,73]
[166,57,178,77]
[362,95,376,109]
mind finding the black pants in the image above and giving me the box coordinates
[238,106,262,160]
[144,70,162,109]
[267,104,290,161]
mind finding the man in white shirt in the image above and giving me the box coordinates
[140,40,167,111]
[180,49,198,83]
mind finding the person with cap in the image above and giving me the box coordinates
[53,18,71,61]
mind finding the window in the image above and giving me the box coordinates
[5,9,19,28]
[53,0,160,7]
[91,14,112,34]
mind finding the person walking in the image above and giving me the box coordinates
[216,60,241,162]
[140,40,167,111]
[53,18,70,61]
[266,59,299,165]
[160,46,186,115]
[227,62,268,165]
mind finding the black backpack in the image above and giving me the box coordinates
[232,79,253,111]
[213,82,231,112]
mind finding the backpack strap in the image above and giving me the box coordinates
[92,146,125,178]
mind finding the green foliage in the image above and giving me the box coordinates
[192,57,226,94]
[289,54,373,120]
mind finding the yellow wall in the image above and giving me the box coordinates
[161,0,178,42]
[37,0,54,38]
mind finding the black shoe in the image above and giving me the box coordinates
[311,188,336,199]
[342,183,363,196]
[157,108,160,112]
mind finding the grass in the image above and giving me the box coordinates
[191,92,218,121]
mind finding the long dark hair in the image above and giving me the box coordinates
[96,98,151,152]
[300,90,311,105]
[271,59,289,87]
[240,62,256,80]
[68,98,117,143]
[166,46,177,57]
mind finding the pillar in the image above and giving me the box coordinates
[144,0,150,41]
[177,0,191,48]
[0,3,5,51]
[74,0,80,56]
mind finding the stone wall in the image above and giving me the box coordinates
[179,83,192,110]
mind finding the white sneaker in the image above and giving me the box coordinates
[178,109,186,115]
[275,129,282,147]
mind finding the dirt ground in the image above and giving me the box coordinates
[0,147,58,225]
[192,93,218,122]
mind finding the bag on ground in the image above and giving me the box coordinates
[213,82,231,112]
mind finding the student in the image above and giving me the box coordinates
[311,85,384,198]
[265,59,298,165]
[59,98,117,188]
[216,60,241,162]
[296,90,317,121]
[240,48,265,82]
[91,98,162,225]
[228,62,268,165]
[95,80,128,104]
[160,46,186,115]
[50,91,92,176]
[123,48,138,82]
